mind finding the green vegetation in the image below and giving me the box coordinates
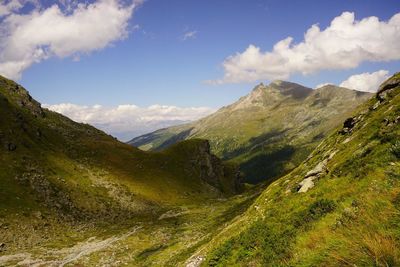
[129,81,372,184]
[0,75,248,266]
[197,73,400,266]
[1,73,399,266]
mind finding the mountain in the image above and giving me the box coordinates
[0,75,247,266]
[129,81,372,184]
[1,73,397,267]
[186,73,400,266]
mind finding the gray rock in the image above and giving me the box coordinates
[304,159,328,178]
[298,177,316,193]
[377,73,400,101]
[186,256,205,267]
[298,159,328,193]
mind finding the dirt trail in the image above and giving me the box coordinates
[0,226,142,267]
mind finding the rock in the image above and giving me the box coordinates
[328,150,338,160]
[371,101,380,110]
[339,117,357,134]
[304,159,328,178]
[342,137,352,144]
[298,159,328,193]
[298,177,316,193]
[377,73,400,101]
[0,243,5,252]
[186,256,205,267]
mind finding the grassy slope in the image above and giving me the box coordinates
[0,75,247,264]
[129,81,371,184]
[192,73,400,266]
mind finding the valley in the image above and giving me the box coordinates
[129,81,372,184]
[0,73,399,266]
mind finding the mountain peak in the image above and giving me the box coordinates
[268,80,313,99]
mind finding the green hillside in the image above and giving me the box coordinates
[0,75,248,266]
[129,81,372,184]
[1,73,398,267]
[187,73,400,267]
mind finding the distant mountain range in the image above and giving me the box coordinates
[129,81,372,184]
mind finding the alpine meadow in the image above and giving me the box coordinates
[0,1,399,266]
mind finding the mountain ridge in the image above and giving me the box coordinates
[188,72,400,267]
[129,80,372,184]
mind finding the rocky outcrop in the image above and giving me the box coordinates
[187,140,244,194]
[0,77,44,117]
[377,72,400,101]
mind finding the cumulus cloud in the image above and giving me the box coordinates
[43,103,215,141]
[182,30,197,41]
[211,12,400,84]
[339,70,390,93]
[0,0,140,80]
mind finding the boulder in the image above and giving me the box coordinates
[304,159,328,178]
[298,159,328,193]
[298,177,316,193]
[339,117,357,134]
[377,73,400,101]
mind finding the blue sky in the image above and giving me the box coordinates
[1,0,400,139]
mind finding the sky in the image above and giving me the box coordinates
[1,0,400,140]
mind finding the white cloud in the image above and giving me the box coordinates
[0,0,140,80]
[211,12,400,84]
[339,70,390,93]
[182,30,197,41]
[43,103,215,141]
[0,0,37,16]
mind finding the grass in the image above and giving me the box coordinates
[0,75,247,265]
[198,75,400,266]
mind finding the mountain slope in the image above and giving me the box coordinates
[188,73,400,267]
[129,81,372,184]
[0,75,245,263]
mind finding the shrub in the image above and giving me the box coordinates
[294,199,336,228]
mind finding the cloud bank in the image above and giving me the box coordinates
[211,12,400,84]
[339,70,390,93]
[0,0,139,80]
[43,103,215,141]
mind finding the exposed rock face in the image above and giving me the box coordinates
[0,78,44,117]
[188,140,244,194]
[377,72,400,100]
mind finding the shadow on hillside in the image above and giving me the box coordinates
[156,128,194,151]
[240,145,296,184]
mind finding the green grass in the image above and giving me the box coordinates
[199,75,400,266]
[0,75,246,264]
